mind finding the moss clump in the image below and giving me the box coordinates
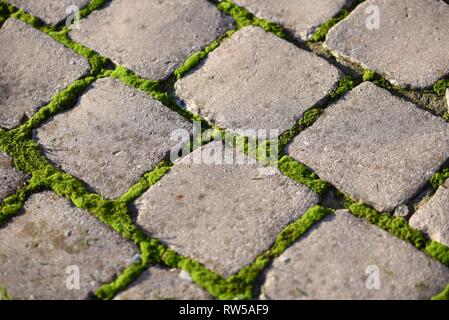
[425,241,449,267]
[434,79,449,96]
[430,168,449,189]
[217,0,253,29]
[363,70,376,82]
[330,76,356,100]
[308,10,349,43]
[277,156,328,196]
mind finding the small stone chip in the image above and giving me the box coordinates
[0,191,138,299]
[70,0,234,80]
[287,82,449,212]
[175,26,341,137]
[8,0,90,25]
[410,180,449,247]
[234,0,353,40]
[0,152,28,203]
[0,18,90,129]
[261,210,449,300]
[114,268,211,300]
[135,142,319,277]
[35,77,192,199]
[324,0,449,88]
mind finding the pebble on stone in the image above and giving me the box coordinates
[135,141,319,277]
[0,152,28,203]
[8,0,90,25]
[234,0,353,41]
[261,210,449,300]
[175,26,341,137]
[0,18,90,129]
[0,191,138,300]
[324,0,449,88]
[35,77,192,199]
[287,82,449,212]
[114,267,212,300]
[410,180,449,247]
[69,0,234,80]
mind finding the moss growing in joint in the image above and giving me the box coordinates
[329,75,356,100]
[432,283,449,300]
[430,168,449,189]
[308,10,349,43]
[434,79,449,96]
[362,70,376,82]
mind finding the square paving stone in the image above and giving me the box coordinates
[114,267,211,300]
[0,152,28,203]
[0,191,138,300]
[69,0,234,80]
[0,18,90,129]
[175,26,342,137]
[35,77,192,199]
[135,141,319,277]
[233,0,354,41]
[261,210,449,300]
[8,0,90,25]
[287,82,449,212]
[410,180,449,247]
[324,0,449,88]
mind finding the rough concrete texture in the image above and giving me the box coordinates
[410,180,449,247]
[0,18,90,129]
[324,0,449,88]
[234,0,353,41]
[35,77,192,199]
[287,82,449,212]
[8,0,90,25]
[114,267,212,300]
[0,191,137,300]
[175,26,341,137]
[0,152,28,203]
[261,210,449,300]
[69,0,234,80]
[135,142,319,277]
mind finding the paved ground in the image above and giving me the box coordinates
[1,0,449,300]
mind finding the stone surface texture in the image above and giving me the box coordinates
[70,0,235,80]
[287,82,449,212]
[0,152,28,203]
[261,210,449,300]
[0,18,90,129]
[0,192,138,300]
[35,77,192,199]
[324,0,449,88]
[135,142,319,277]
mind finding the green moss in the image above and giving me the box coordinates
[434,79,449,96]
[425,241,449,267]
[308,10,349,43]
[347,201,428,249]
[217,0,253,29]
[329,76,356,100]
[430,168,449,189]
[278,108,323,148]
[277,156,328,196]
[432,283,449,300]
[363,70,376,82]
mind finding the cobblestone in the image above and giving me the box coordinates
[324,0,449,88]
[70,0,234,80]
[410,180,449,247]
[287,82,449,212]
[114,267,212,300]
[0,191,137,299]
[175,26,341,136]
[261,210,449,300]
[234,0,353,41]
[0,18,90,129]
[135,142,319,277]
[35,77,192,199]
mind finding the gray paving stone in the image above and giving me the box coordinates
[261,210,449,300]
[0,191,138,300]
[0,152,28,203]
[233,0,353,41]
[0,18,90,129]
[324,0,449,88]
[70,0,234,80]
[35,77,192,199]
[288,82,449,212]
[114,267,212,300]
[135,141,319,277]
[410,180,449,247]
[175,26,341,137]
[8,0,90,25]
